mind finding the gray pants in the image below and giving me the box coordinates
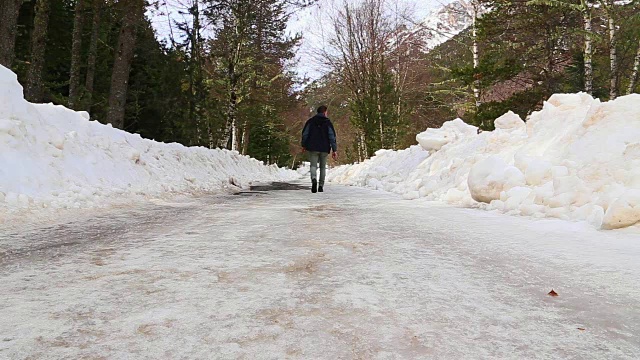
[308,151,328,186]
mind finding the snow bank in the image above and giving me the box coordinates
[0,66,298,215]
[328,93,640,230]
[296,161,311,177]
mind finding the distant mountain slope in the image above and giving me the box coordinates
[410,0,475,52]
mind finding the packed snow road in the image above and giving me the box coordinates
[1,183,639,359]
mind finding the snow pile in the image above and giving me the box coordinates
[0,66,298,215]
[296,160,337,179]
[296,161,311,177]
[328,93,640,230]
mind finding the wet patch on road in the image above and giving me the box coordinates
[0,203,200,266]
[234,182,310,196]
[295,204,345,218]
[234,191,268,196]
[249,182,309,192]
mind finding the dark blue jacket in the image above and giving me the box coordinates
[301,114,337,153]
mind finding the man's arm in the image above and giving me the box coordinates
[328,122,337,153]
[301,121,310,148]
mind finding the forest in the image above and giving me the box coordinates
[1,0,639,166]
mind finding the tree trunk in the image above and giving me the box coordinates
[241,120,250,155]
[627,40,640,94]
[582,4,593,95]
[228,81,239,151]
[376,81,384,148]
[208,123,215,149]
[24,0,51,102]
[69,0,87,109]
[231,117,239,152]
[607,2,617,100]
[227,14,244,152]
[84,0,102,112]
[226,40,240,152]
[219,126,231,149]
[0,0,22,68]
[358,132,367,162]
[219,100,232,149]
[472,2,481,115]
[106,0,143,129]
[543,11,556,98]
[356,133,363,162]
[188,2,203,144]
[231,121,239,151]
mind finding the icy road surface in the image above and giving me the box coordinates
[1,183,639,359]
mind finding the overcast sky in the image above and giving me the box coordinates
[148,0,453,81]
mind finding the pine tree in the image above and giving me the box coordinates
[206,0,247,150]
[175,1,211,146]
[206,0,299,152]
[525,0,595,95]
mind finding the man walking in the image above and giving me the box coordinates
[301,105,338,193]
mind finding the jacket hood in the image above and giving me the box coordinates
[311,113,329,124]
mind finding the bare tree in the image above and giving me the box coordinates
[387,0,433,147]
[322,0,400,154]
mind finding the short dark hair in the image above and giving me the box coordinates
[317,105,328,114]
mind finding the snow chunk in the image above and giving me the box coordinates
[602,191,640,229]
[416,118,477,151]
[468,156,526,203]
[494,111,525,131]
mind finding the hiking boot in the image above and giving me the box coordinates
[318,186,324,192]
[311,179,317,193]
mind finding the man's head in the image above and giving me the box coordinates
[317,105,328,115]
